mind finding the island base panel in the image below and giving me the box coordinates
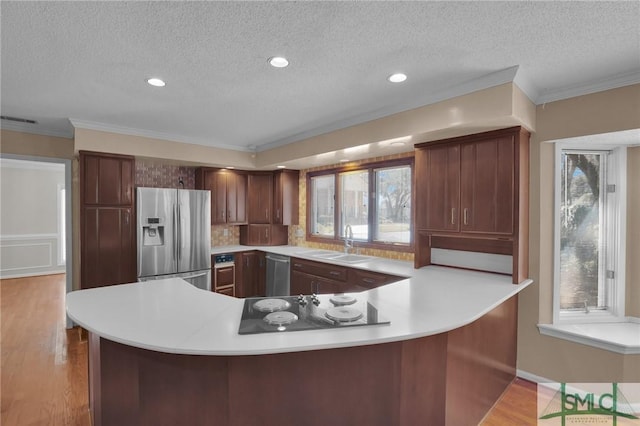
[88,297,516,426]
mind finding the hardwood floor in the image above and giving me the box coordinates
[1,274,90,426]
[1,274,537,425]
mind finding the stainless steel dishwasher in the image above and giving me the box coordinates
[265,253,290,296]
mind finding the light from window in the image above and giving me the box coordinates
[308,160,413,247]
[559,151,606,311]
[310,175,335,237]
[59,186,66,264]
[340,170,369,240]
[375,166,411,244]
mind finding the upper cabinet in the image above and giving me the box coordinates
[196,168,247,225]
[272,169,299,226]
[247,173,273,224]
[414,127,529,283]
[82,152,134,206]
[245,170,299,226]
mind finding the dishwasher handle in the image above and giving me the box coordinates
[266,254,290,264]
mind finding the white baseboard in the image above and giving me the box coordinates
[517,369,555,384]
[0,269,66,280]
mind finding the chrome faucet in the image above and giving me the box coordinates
[344,224,354,254]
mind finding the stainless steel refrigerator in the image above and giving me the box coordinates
[137,187,211,291]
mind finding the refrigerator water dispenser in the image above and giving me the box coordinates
[142,217,165,246]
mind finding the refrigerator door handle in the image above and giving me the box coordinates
[173,203,178,261]
[179,272,208,280]
[177,202,182,261]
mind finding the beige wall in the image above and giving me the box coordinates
[255,82,535,167]
[627,147,640,317]
[74,128,255,169]
[518,84,640,382]
[0,129,74,159]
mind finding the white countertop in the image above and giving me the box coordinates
[67,245,532,356]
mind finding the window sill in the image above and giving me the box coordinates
[537,318,640,355]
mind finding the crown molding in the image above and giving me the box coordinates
[0,157,66,171]
[0,120,74,139]
[535,70,640,105]
[256,66,522,152]
[69,119,254,152]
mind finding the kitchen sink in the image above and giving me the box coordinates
[326,254,371,263]
[292,250,335,257]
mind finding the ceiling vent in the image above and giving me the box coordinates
[0,115,37,124]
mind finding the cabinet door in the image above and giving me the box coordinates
[237,251,259,298]
[81,152,134,206]
[460,136,514,235]
[415,144,460,232]
[290,270,313,295]
[273,170,299,225]
[82,207,136,289]
[257,251,266,297]
[206,171,228,224]
[227,172,247,224]
[247,174,273,224]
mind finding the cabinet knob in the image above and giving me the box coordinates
[329,271,340,276]
[451,208,456,225]
[463,208,469,225]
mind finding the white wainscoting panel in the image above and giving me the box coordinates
[0,234,65,278]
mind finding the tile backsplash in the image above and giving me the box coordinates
[135,159,196,189]
[211,225,240,246]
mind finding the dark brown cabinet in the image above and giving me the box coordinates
[272,170,299,225]
[247,173,273,224]
[196,168,247,225]
[414,127,529,283]
[241,169,299,246]
[290,258,347,295]
[346,268,402,290]
[80,151,136,289]
[239,224,288,246]
[290,257,401,295]
[235,251,266,298]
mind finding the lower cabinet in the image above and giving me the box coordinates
[289,257,402,295]
[291,270,343,295]
[235,251,266,298]
[81,207,136,289]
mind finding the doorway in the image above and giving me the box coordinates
[0,154,73,327]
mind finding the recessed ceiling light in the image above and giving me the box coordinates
[226,166,235,169]
[340,159,349,163]
[390,141,406,146]
[146,78,166,87]
[388,73,407,83]
[268,57,289,68]
[276,165,286,169]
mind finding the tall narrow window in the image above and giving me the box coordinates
[374,165,411,244]
[559,151,606,311]
[554,145,626,322]
[310,175,335,237]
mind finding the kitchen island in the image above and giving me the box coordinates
[67,251,531,426]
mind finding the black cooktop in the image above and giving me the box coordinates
[238,294,390,335]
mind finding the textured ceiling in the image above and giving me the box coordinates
[1,1,639,151]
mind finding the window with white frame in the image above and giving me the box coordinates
[308,159,413,248]
[554,144,626,322]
